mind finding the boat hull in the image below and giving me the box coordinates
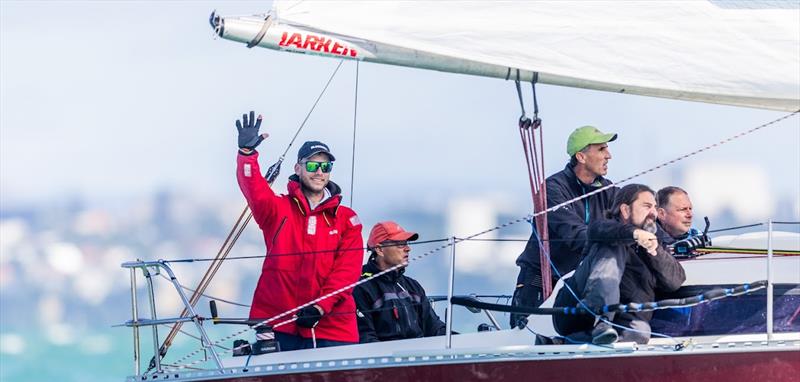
[176,348,799,382]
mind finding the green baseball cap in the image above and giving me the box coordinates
[566,126,618,156]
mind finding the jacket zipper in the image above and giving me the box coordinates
[396,282,414,334]
[270,217,288,252]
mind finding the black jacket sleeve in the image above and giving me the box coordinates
[642,244,686,293]
[352,285,380,343]
[413,281,446,337]
[587,219,636,244]
[546,181,589,258]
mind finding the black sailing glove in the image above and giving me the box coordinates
[236,110,266,150]
[295,305,323,328]
[671,235,711,257]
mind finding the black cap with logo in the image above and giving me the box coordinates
[297,141,336,162]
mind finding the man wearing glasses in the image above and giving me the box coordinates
[235,111,364,350]
[353,221,446,343]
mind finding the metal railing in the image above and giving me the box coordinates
[122,260,224,375]
[121,221,798,376]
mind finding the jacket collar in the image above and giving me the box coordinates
[363,259,405,282]
[287,174,342,216]
[564,163,606,189]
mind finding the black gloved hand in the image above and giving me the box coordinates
[236,111,266,150]
[295,305,323,328]
[509,283,543,329]
[671,235,711,257]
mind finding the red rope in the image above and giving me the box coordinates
[519,118,553,298]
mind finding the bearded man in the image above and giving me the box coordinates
[552,184,686,344]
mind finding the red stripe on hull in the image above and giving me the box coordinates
[216,350,800,382]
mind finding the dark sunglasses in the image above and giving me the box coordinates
[303,161,333,173]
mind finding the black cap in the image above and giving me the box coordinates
[297,141,336,162]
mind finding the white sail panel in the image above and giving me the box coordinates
[269,1,800,111]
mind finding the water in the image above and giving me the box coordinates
[0,328,220,382]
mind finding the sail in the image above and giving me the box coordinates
[214,1,800,111]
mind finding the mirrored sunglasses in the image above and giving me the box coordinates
[304,161,333,173]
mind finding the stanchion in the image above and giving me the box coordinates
[445,237,456,349]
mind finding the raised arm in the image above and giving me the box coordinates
[234,111,277,227]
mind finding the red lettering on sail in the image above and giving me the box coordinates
[285,33,303,49]
[318,37,332,53]
[302,35,318,50]
[331,42,344,55]
[277,32,358,57]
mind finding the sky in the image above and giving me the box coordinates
[0,2,798,379]
[1,0,799,222]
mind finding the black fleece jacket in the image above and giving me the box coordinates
[517,163,617,282]
[353,261,446,343]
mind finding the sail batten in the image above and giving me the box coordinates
[215,1,800,111]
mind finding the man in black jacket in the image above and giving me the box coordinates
[511,126,618,328]
[353,221,446,343]
[552,184,686,344]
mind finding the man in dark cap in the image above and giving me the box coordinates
[353,221,446,343]
[235,111,364,350]
[511,126,618,329]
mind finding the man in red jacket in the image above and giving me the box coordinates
[235,111,364,350]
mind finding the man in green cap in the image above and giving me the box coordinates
[510,126,618,329]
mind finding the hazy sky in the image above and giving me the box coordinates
[2,1,799,221]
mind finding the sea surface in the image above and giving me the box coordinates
[0,328,222,382]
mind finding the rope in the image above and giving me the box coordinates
[164,109,800,367]
[350,60,359,207]
[529,220,678,343]
[158,220,796,264]
[152,59,347,369]
[451,280,767,316]
[514,72,552,298]
[162,238,450,263]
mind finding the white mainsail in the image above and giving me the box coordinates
[214,1,800,111]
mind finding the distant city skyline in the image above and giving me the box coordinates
[2,2,799,216]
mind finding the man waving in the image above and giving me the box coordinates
[236,111,363,350]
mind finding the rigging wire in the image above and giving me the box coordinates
[708,222,764,233]
[163,108,800,369]
[350,60,359,207]
[281,59,346,160]
[158,273,251,308]
[158,324,231,351]
[152,59,347,371]
[158,220,798,265]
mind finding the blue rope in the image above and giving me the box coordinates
[531,228,678,343]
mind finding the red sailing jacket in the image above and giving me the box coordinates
[237,152,364,342]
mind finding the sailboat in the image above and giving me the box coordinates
[121,2,800,381]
